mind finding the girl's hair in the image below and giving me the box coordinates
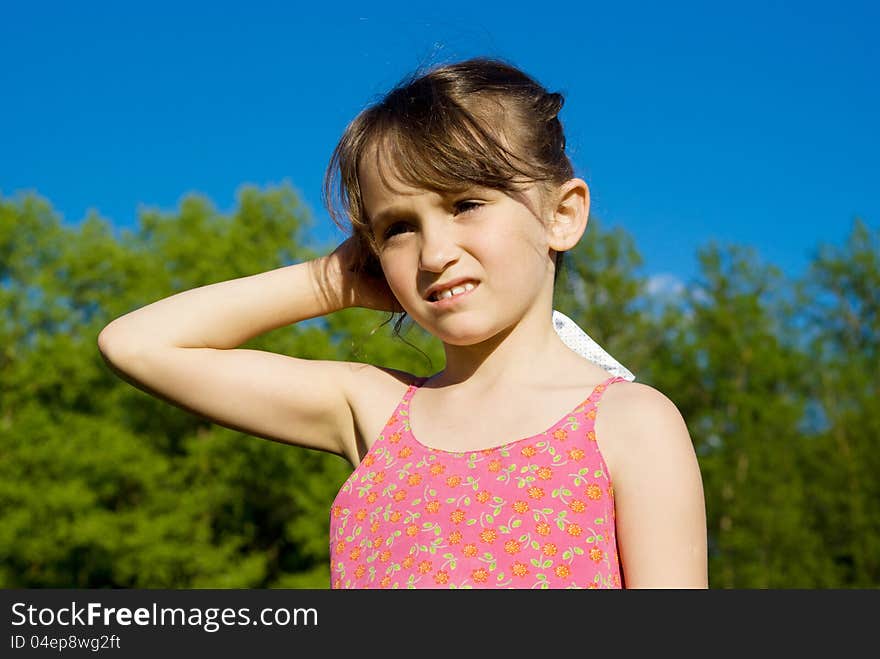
[322,56,575,341]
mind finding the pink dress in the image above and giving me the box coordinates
[329,374,627,589]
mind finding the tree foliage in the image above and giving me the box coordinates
[1,185,876,588]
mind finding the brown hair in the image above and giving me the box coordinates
[322,56,575,341]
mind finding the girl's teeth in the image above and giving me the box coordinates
[436,282,476,300]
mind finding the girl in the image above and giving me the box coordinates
[98,57,707,589]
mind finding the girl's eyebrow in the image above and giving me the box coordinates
[370,188,493,226]
[370,206,408,228]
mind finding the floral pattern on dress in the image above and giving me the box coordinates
[329,375,627,589]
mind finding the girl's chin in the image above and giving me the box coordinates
[418,318,497,345]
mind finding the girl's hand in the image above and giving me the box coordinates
[329,236,404,313]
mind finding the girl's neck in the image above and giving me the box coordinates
[428,314,580,393]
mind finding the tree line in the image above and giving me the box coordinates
[1,184,876,588]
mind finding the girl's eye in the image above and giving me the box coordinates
[381,202,482,241]
[383,222,411,240]
[454,201,482,215]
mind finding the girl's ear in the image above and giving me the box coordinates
[546,178,590,253]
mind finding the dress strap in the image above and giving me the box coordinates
[589,375,629,405]
[404,376,429,402]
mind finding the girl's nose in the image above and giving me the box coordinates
[418,219,460,272]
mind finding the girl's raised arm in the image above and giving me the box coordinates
[97,240,395,464]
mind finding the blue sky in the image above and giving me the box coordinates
[2,0,877,292]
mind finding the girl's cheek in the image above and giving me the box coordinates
[381,261,411,292]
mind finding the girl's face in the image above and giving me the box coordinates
[358,157,558,345]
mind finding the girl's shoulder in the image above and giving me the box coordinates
[346,362,423,397]
[600,379,688,435]
[600,378,678,414]
[595,379,696,487]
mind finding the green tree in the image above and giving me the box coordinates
[0,186,351,587]
[2,185,877,588]
[795,218,880,586]
[652,244,832,586]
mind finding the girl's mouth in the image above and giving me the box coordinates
[428,281,478,308]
